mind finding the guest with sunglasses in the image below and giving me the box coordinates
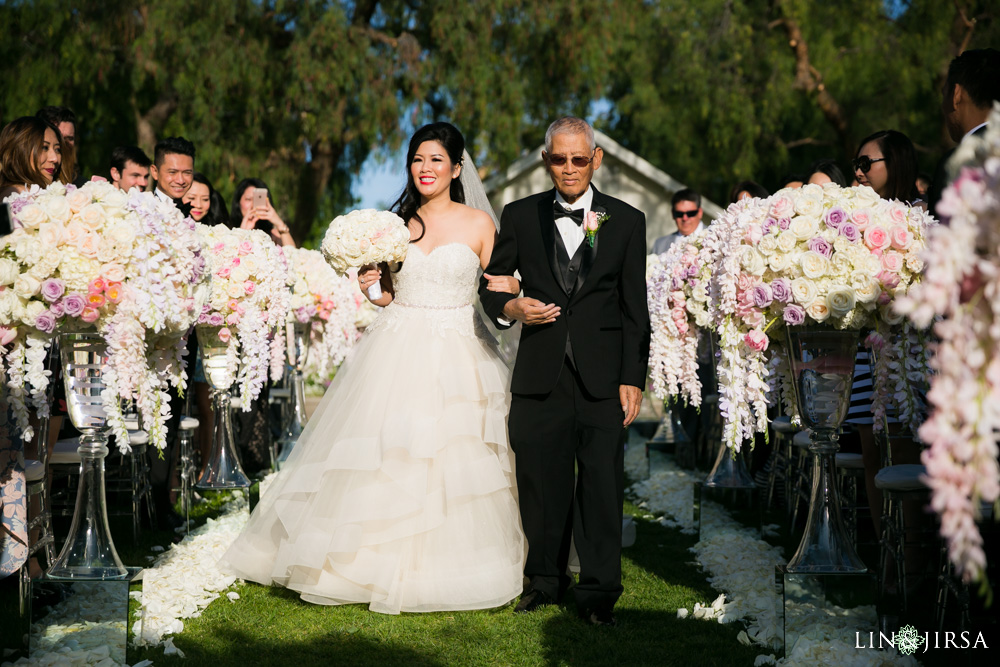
[651,188,705,255]
[852,130,923,208]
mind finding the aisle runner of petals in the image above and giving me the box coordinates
[624,444,917,666]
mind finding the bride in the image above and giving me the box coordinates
[220,122,526,614]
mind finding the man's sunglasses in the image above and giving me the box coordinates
[852,155,886,174]
[673,209,699,219]
[547,152,596,168]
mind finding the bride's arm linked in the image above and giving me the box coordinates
[478,219,519,296]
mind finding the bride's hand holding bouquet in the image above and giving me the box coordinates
[321,209,410,303]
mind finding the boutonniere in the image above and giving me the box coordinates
[584,209,609,247]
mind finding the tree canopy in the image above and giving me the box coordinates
[1,0,995,241]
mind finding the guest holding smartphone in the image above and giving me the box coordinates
[230,178,296,247]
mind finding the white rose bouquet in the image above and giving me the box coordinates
[0,180,208,450]
[196,225,290,405]
[320,209,409,299]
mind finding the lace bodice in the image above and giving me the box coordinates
[366,243,493,339]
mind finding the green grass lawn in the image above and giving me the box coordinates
[122,493,771,667]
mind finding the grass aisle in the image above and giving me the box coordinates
[129,499,770,667]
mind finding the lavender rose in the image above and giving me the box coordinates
[49,300,65,317]
[778,218,791,230]
[40,278,66,302]
[825,207,847,230]
[208,312,225,327]
[63,293,87,317]
[807,237,833,258]
[771,278,792,303]
[762,218,779,235]
[783,303,806,326]
[34,310,57,333]
[838,222,860,243]
[751,283,773,309]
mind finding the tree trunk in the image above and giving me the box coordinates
[291,140,343,243]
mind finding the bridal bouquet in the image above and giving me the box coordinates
[647,238,710,407]
[320,209,409,299]
[197,225,290,405]
[708,183,935,451]
[894,104,1000,585]
[285,248,359,379]
[0,180,208,450]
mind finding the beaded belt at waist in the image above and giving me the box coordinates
[393,300,472,310]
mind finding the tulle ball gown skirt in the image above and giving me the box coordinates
[220,307,526,614]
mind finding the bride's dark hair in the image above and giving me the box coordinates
[391,122,466,243]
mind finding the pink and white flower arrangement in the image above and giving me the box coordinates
[0,180,208,450]
[894,104,1000,585]
[284,248,359,379]
[707,184,934,451]
[320,208,410,275]
[196,225,290,405]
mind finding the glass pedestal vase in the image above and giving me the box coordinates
[784,326,866,573]
[276,322,310,468]
[47,331,128,580]
[195,326,250,490]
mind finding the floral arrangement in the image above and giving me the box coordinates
[196,225,289,405]
[895,104,1000,585]
[285,248,359,379]
[320,208,410,274]
[0,180,207,450]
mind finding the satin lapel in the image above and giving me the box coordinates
[571,191,606,296]
[537,192,568,294]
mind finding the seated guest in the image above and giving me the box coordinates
[0,116,62,234]
[150,136,195,212]
[806,158,848,187]
[109,145,151,192]
[729,180,769,203]
[36,106,79,184]
[651,188,705,255]
[230,177,296,247]
[182,172,229,226]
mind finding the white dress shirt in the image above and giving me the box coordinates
[553,186,593,256]
[153,187,174,204]
[965,122,988,139]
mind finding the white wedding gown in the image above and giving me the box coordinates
[220,242,525,614]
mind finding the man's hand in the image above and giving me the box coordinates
[502,297,560,325]
[619,384,642,427]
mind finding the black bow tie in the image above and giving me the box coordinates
[553,202,585,226]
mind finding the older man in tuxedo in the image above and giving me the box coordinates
[480,117,649,627]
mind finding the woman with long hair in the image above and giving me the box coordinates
[182,172,229,227]
[0,116,62,206]
[230,177,295,247]
[853,130,921,204]
[221,122,525,614]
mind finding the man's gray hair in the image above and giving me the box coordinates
[544,117,596,153]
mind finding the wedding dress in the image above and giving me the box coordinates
[220,242,525,614]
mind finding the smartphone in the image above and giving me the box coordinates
[252,188,269,212]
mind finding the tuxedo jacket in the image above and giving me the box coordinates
[928,123,988,219]
[479,187,650,398]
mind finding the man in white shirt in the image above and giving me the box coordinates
[651,188,705,255]
[150,136,195,210]
[109,146,151,192]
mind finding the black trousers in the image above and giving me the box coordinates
[508,357,626,612]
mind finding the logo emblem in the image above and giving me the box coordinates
[896,625,925,655]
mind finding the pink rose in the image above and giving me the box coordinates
[218,327,232,343]
[864,225,890,250]
[243,280,256,296]
[217,267,231,279]
[226,312,241,326]
[80,307,100,323]
[770,195,794,219]
[887,204,907,225]
[851,209,872,231]
[743,329,769,352]
[213,242,225,253]
[737,274,755,291]
[238,240,254,255]
[877,270,900,289]
[881,251,904,273]
[584,211,600,232]
[88,278,106,295]
[889,225,912,250]
[744,225,763,244]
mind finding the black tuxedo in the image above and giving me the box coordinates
[928,123,988,220]
[479,186,650,613]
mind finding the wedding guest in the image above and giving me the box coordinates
[0,116,62,231]
[231,178,296,247]
[651,188,705,255]
[929,48,1000,217]
[36,106,79,184]
[779,173,805,189]
[805,158,848,187]
[729,180,768,203]
[915,173,931,199]
[150,136,195,210]
[109,145,151,192]
[852,130,920,205]
[182,172,229,225]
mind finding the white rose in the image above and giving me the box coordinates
[0,289,16,320]
[87,180,114,202]
[78,203,107,230]
[852,272,879,303]
[66,188,92,213]
[794,192,823,217]
[789,215,819,241]
[41,196,72,224]
[210,293,228,311]
[227,282,245,299]
[101,263,126,283]
[25,300,46,323]
[800,250,829,279]
[791,277,819,307]
[905,255,924,272]
[13,236,42,265]
[832,236,852,254]
[231,266,250,283]
[757,235,778,256]
[45,181,66,197]
[739,246,766,276]
[826,286,856,319]
[0,258,20,286]
[768,252,792,273]
[15,203,47,229]
[776,231,798,254]
[97,239,119,263]
[853,186,880,208]
[107,220,136,246]
[863,253,882,276]
[806,300,831,322]
[240,256,259,275]
[100,186,128,210]
[831,252,852,275]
